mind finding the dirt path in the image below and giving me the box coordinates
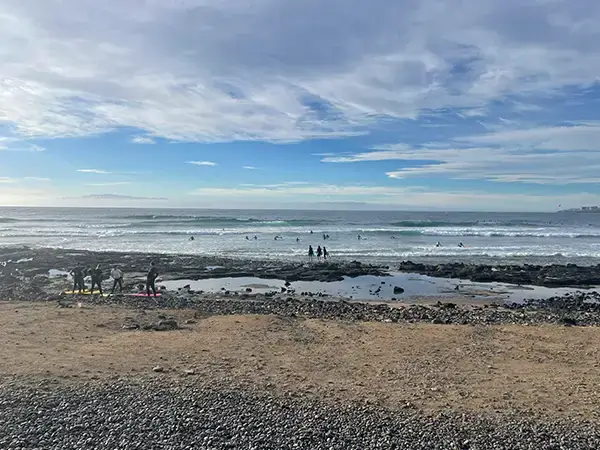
[2,301,600,420]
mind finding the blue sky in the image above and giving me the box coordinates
[1,0,600,211]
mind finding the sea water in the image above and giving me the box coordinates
[1,207,600,266]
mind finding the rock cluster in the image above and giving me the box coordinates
[398,260,600,287]
[66,290,600,327]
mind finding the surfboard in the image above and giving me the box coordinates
[63,290,109,296]
[128,293,163,297]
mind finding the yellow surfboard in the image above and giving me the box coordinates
[63,290,109,296]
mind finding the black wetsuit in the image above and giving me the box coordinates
[71,266,86,293]
[146,265,159,297]
[90,268,103,295]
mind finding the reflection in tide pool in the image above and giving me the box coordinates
[161,272,600,304]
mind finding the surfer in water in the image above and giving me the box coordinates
[146,261,159,297]
[435,241,442,247]
[458,242,464,248]
[189,236,195,241]
[90,264,103,296]
[70,266,86,294]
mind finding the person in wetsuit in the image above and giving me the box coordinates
[111,266,123,294]
[90,264,103,295]
[146,261,159,297]
[308,245,315,261]
[323,246,328,260]
[70,266,86,294]
[316,246,323,260]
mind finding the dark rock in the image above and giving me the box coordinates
[393,286,404,294]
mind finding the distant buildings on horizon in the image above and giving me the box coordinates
[559,206,600,213]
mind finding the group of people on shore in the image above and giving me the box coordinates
[69,262,160,297]
[308,245,329,261]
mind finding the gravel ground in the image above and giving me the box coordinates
[1,381,598,450]
[51,290,600,327]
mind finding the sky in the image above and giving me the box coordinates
[1,0,600,211]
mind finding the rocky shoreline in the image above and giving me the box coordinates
[1,380,598,449]
[399,260,600,287]
[51,288,598,327]
[2,246,600,327]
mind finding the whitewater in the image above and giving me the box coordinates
[1,207,600,266]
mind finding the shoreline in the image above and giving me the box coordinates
[3,245,600,287]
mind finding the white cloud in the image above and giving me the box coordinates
[190,183,600,212]
[321,123,600,184]
[131,136,156,144]
[78,194,167,201]
[77,169,112,174]
[0,139,45,152]
[187,161,217,166]
[1,0,599,142]
[86,181,132,187]
[23,177,51,182]
[242,165,257,170]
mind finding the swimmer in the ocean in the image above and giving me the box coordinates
[189,236,195,241]
[357,234,361,240]
[246,236,249,240]
[458,242,464,248]
[296,237,300,242]
[435,241,442,247]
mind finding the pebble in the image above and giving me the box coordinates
[0,381,598,449]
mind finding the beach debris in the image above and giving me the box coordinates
[393,286,404,294]
[152,366,164,373]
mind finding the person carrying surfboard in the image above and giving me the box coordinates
[146,261,159,297]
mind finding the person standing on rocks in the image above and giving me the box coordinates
[323,246,328,260]
[110,266,124,294]
[90,264,103,296]
[146,261,159,297]
[308,245,315,261]
[316,246,323,260]
[70,266,86,294]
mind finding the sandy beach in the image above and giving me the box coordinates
[2,246,600,448]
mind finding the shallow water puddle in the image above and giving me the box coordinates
[161,272,600,304]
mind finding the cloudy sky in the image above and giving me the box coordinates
[1,0,600,211]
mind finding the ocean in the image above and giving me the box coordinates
[1,207,600,266]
